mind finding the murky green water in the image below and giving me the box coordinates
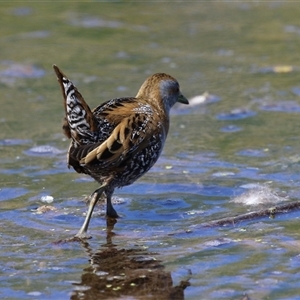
[2,2,300,299]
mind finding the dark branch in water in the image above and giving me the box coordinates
[202,200,300,228]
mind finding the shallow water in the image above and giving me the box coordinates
[1,2,300,299]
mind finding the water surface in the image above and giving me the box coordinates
[1,2,300,299]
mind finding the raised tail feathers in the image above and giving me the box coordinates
[53,65,98,144]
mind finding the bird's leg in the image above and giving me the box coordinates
[106,190,119,219]
[74,184,106,239]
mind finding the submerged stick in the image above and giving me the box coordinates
[202,200,300,228]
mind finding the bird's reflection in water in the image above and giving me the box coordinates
[70,218,190,300]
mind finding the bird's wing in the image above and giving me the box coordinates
[78,108,155,167]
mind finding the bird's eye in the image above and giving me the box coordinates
[172,84,179,93]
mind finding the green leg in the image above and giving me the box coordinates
[74,184,106,239]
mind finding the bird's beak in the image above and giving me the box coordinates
[177,93,189,105]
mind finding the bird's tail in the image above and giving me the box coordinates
[53,65,98,144]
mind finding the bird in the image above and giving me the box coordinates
[53,65,189,239]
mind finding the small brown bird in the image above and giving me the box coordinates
[53,65,188,239]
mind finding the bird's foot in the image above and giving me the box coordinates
[73,231,92,241]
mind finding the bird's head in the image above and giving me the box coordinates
[136,73,188,113]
